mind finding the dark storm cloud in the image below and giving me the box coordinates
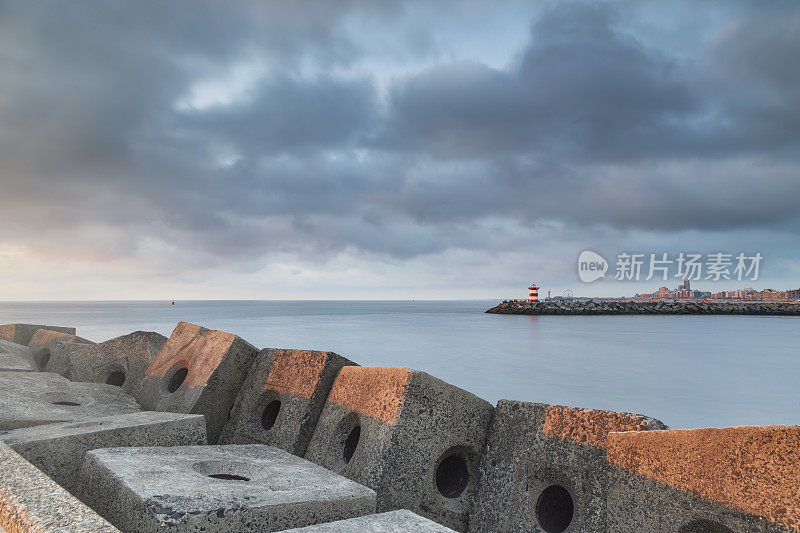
[0,0,799,271]
[383,3,694,160]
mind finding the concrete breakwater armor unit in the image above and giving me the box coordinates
[0,321,798,532]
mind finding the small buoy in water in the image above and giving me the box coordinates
[171,301,175,306]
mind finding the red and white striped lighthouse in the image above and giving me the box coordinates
[528,283,540,303]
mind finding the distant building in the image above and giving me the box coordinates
[635,283,795,302]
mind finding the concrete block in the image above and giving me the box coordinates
[279,510,458,532]
[469,401,666,533]
[78,444,376,532]
[305,367,494,532]
[0,371,141,430]
[42,340,93,376]
[0,339,29,356]
[1,411,207,494]
[0,339,36,372]
[607,468,770,533]
[133,321,258,443]
[219,348,357,456]
[65,330,167,394]
[30,329,94,371]
[0,352,37,372]
[606,425,800,533]
[0,441,119,532]
[0,323,76,346]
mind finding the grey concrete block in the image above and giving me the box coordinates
[42,340,93,376]
[0,338,29,356]
[0,339,36,372]
[469,400,666,533]
[0,441,119,532]
[305,367,494,532]
[219,348,357,456]
[29,329,94,371]
[1,411,207,495]
[0,323,76,346]
[65,330,167,394]
[133,322,258,443]
[278,510,458,532]
[0,371,141,430]
[0,352,37,372]
[78,444,376,533]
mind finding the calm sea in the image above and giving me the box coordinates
[1,300,797,430]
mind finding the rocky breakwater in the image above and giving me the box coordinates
[486,299,800,315]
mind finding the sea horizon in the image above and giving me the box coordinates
[2,299,798,431]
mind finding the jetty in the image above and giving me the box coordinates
[486,299,800,315]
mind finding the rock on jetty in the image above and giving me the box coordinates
[486,299,800,315]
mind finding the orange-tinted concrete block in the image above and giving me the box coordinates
[607,425,800,532]
[29,329,94,372]
[219,348,356,456]
[306,367,493,532]
[470,400,666,533]
[133,322,258,443]
[0,324,76,346]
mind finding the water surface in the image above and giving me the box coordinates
[1,300,797,429]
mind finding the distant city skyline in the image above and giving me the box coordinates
[634,280,800,302]
[1,1,799,300]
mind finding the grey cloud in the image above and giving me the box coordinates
[381,3,694,160]
[0,0,798,278]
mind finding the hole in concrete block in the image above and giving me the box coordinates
[34,349,51,370]
[536,485,574,533]
[261,400,281,431]
[167,367,188,393]
[343,425,361,463]
[52,401,81,406]
[679,520,735,533]
[207,473,250,482]
[63,421,103,429]
[105,371,126,386]
[193,460,258,482]
[436,454,470,498]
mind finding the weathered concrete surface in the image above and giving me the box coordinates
[486,300,800,316]
[29,329,94,372]
[0,441,119,532]
[606,425,800,532]
[42,341,93,377]
[0,340,28,357]
[0,340,35,372]
[305,367,494,532]
[65,330,167,394]
[79,444,376,532]
[1,412,206,495]
[469,401,667,533]
[133,322,258,443]
[0,371,141,430]
[0,353,36,373]
[0,324,76,346]
[607,467,776,532]
[219,348,357,456]
[279,510,458,532]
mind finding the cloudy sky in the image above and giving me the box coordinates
[1,0,798,300]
